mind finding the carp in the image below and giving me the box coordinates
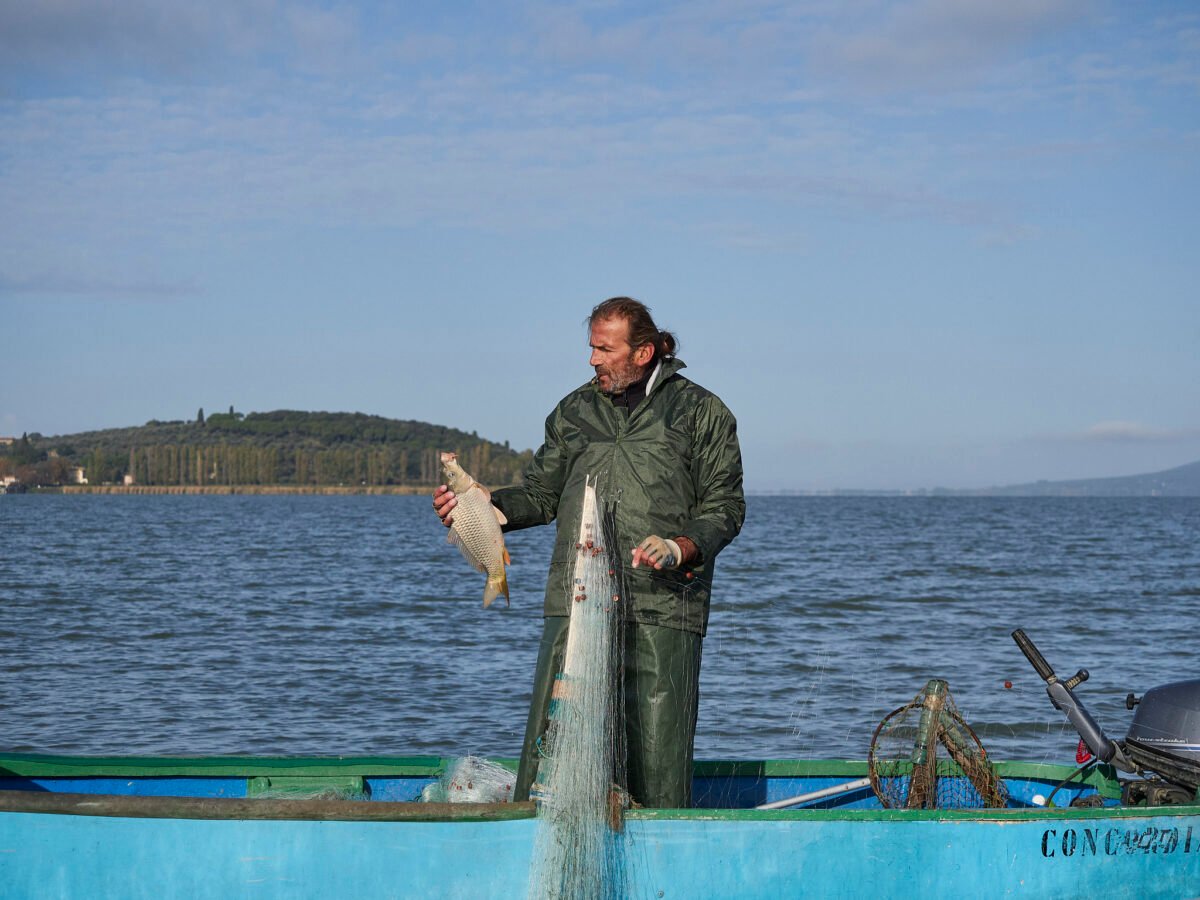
[440,451,511,607]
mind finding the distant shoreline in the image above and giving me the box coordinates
[57,485,433,496]
[8,485,1195,498]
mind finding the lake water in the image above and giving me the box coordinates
[2,495,1198,766]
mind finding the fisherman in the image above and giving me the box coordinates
[433,296,745,808]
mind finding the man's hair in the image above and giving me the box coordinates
[588,296,678,360]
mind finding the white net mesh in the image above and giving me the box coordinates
[527,477,628,899]
[420,756,515,804]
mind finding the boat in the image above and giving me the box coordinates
[3,631,1199,898]
[2,752,1199,898]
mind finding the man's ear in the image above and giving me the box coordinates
[633,343,655,366]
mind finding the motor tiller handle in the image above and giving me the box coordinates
[1011,629,1056,682]
[1010,627,1133,772]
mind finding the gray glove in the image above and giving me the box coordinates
[633,535,682,570]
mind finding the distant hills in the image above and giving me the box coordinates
[749,459,1200,497]
[794,459,1200,497]
[1,410,533,488]
[5,411,1198,496]
[967,459,1200,497]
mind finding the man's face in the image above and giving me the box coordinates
[589,316,649,394]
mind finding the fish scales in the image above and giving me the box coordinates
[440,451,511,607]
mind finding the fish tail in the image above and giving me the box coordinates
[483,570,510,608]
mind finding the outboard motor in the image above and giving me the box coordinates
[1124,680,1200,798]
[1013,629,1200,805]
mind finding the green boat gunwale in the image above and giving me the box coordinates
[0,753,1122,786]
[2,754,1186,823]
[0,753,458,779]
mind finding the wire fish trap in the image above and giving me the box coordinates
[868,678,1008,810]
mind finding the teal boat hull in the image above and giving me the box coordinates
[2,755,1199,898]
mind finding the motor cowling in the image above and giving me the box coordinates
[1124,678,1200,791]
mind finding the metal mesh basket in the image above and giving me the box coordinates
[868,679,1008,810]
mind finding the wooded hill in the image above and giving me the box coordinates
[2,410,533,488]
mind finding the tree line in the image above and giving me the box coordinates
[2,412,533,488]
[0,434,78,487]
[122,443,524,487]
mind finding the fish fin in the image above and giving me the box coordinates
[447,526,489,574]
[483,571,509,609]
[492,504,508,526]
[503,547,511,565]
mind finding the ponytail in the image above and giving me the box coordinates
[588,297,678,361]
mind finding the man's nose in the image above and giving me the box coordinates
[589,349,601,366]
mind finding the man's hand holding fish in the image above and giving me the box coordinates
[436,452,510,608]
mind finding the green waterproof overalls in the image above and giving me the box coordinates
[514,614,703,807]
[490,357,744,808]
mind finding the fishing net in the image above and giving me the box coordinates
[868,679,1008,810]
[419,756,515,804]
[527,476,628,899]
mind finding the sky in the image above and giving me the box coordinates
[1,0,1197,491]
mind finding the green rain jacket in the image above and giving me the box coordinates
[490,356,745,636]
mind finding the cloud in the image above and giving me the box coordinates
[1,0,1192,283]
[809,0,1093,93]
[522,3,762,73]
[690,220,810,253]
[0,0,360,82]
[0,270,194,300]
[0,1,243,77]
[676,167,1005,227]
[285,5,361,73]
[1068,421,1200,443]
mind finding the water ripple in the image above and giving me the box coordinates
[1,494,1198,765]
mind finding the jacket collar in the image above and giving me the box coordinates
[590,356,687,402]
[654,355,686,387]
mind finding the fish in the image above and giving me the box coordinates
[440,451,511,607]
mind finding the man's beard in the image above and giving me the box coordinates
[596,354,645,394]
